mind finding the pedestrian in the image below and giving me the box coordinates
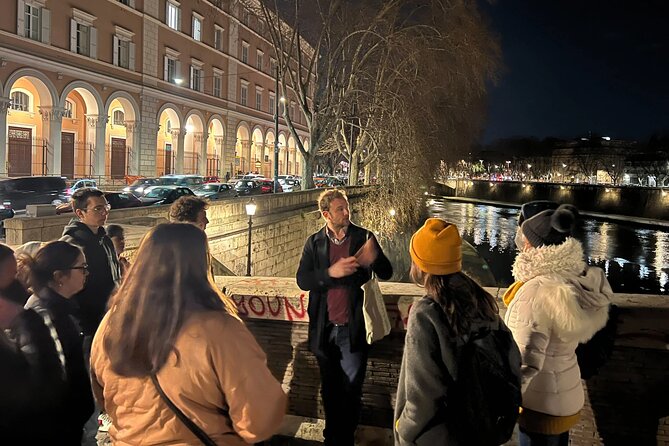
[91,223,286,444]
[296,189,393,446]
[20,241,95,444]
[169,195,210,230]
[505,205,612,446]
[0,242,62,443]
[106,224,131,276]
[15,241,44,290]
[60,188,121,339]
[394,218,520,445]
[61,187,120,444]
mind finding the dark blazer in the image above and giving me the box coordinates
[296,223,393,358]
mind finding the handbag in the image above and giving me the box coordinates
[151,374,217,446]
[362,272,391,344]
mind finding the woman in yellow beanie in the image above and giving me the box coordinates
[394,218,521,446]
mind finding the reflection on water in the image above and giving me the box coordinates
[427,199,669,295]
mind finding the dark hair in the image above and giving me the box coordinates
[0,243,14,265]
[72,187,104,211]
[168,196,209,223]
[410,263,498,336]
[318,188,348,212]
[104,223,237,377]
[20,241,83,292]
[106,224,125,239]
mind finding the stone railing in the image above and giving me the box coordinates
[217,276,669,446]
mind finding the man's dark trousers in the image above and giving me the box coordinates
[317,324,368,446]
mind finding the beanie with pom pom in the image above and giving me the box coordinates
[521,204,578,248]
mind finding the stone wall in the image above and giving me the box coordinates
[446,179,669,221]
[220,276,669,446]
[4,187,374,278]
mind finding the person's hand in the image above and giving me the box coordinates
[328,256,360,278]
[355,237,379,268]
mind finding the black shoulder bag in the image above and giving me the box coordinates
[151,374,217,446]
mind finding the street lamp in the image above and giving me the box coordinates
[245,199,257,276]
[273,65,287,192]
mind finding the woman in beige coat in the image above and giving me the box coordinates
[90,223,286,445]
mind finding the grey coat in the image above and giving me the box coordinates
[394,297,461,446]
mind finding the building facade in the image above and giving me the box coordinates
[0,0,310,183]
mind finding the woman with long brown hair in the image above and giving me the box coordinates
[394,218,520,446]
[90,223,286,445]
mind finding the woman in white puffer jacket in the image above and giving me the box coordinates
[505,205,612,446]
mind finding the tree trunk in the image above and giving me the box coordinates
[348,153,359,186]
[364,161,373,184]
[302,153,316,189]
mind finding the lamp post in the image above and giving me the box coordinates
[245,199,257,276]
[273,66,280,193]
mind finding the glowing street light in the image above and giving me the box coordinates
[245,199,257,276]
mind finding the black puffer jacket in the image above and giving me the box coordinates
[61,221,121,336]
[23,287,95,444]
[1,307,70,443]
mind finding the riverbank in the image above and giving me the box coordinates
[439,195,669,230]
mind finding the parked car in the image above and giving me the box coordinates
[0,176,68,211]
[315,176,346,188]
[66,179,97,196]
[258,179,283,194]
[123,178,160,196]
[203,176,220,183]
[139,186,195,206]
[279,178,301,192]
[158,175,204,188]
[233,179,263,196]
[55,191,144,215]
[194,183,237,200]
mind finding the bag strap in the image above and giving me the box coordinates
[151,374,217,446]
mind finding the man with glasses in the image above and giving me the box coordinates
[61,188,121,445]
[60,188,120,349]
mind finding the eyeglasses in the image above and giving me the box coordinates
[85,204,111,214]
[64,263,89,273]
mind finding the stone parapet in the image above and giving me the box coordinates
[218,276,669,445]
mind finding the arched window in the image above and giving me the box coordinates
[10,91,30,112]
[113,109,125,126]
[64,99,75,119]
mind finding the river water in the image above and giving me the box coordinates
[424,199,669,295]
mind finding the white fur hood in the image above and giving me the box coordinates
[511,237,612,342]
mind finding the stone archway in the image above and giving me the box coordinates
[156,104,183,176]
[184,110,205,174]
[207,116,225,179]
[251,127,264,175]
[104,92,139,181]
[278,133,287,175]
[3,68,58,176]
[235,123,251,175]
[265,130,276,179]
[59,82,104,179]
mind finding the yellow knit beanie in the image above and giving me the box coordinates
[409,218,462,275]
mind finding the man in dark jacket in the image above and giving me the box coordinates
[60,188,119,444]
[61,188,121,338]
[296,189,393,446]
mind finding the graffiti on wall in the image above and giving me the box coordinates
[232,293,309,322]
[231,290,420,330]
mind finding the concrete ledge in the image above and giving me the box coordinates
[218,276,669,351]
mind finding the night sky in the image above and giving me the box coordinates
[480,0,669,143]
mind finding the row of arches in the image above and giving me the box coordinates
[0,68,309,182]
[235,124,308,178]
